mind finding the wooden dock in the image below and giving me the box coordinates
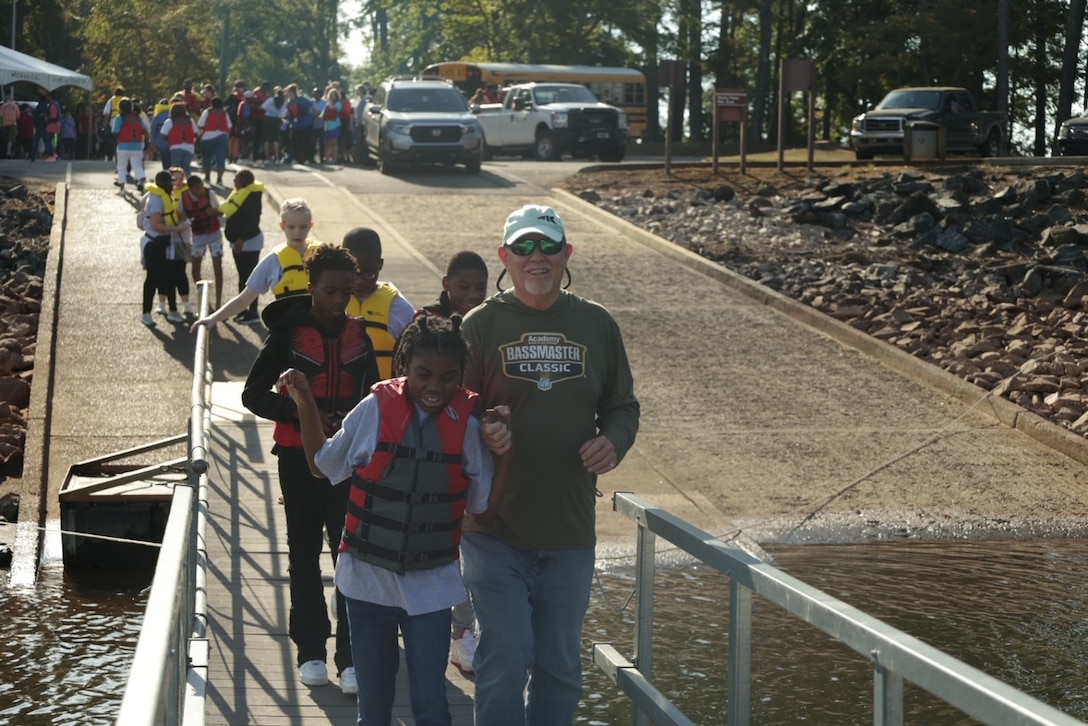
[203,382,476,725]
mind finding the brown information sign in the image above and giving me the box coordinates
[715,89,748,107]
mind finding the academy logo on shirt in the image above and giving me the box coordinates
[500,333,586,391]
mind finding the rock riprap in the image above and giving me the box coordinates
[576,166,1088,434]
[0,178,51,547]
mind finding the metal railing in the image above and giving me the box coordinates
[115,282,212,726]
[595,492,1084,726]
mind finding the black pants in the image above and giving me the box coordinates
[167,258,189,304]
[292,127,314,163]
[232,249,260,313]
[276,445,352,672]
[142,236,172,314]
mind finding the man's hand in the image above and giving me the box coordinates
[480,405,511,455]
[580,435,617,475]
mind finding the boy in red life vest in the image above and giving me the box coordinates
[242,244,380,695]
[279,314,498,726]
[179,175,225,309]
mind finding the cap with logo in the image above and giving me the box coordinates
[503,204,565,246]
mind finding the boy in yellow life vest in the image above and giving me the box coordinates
[191,186,324,332]
[341,227,415,379]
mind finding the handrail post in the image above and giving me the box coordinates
[633,503,655,726]
[873,650,904,726]
[727,579,752,725]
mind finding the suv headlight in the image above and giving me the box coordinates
[551,111,569,129]
[850,115,862,132]
[460,119,480,135]
[1058,123,1071,139]
[617,111,628,130]
[386,120,411,135]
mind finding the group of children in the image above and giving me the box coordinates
[174,188,498,724]
[138,168,263,325]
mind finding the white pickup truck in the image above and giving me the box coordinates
[474,82,628,162]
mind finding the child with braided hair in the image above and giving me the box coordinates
[280,313,498,726]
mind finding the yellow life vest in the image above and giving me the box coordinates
[109,94,126,120]
[218,182,265,218]
[144,183,178,229]
[272,240,322,299]
[347,282,399,379]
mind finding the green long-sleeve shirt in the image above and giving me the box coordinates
[461,289,640,548]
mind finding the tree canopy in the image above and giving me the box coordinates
[4,0,1086,154]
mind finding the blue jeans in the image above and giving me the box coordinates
[461,531,595,726]
[170,147,194,175]
[345,597,452,726]
[200,134,228,173]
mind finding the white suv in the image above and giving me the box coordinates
[364,79,482,175]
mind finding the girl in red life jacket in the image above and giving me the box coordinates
[160,103,197,174]
[280,314,498,726]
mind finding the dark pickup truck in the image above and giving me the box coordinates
[849,87,1006,160]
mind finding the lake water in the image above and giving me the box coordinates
[4,539,1088,724]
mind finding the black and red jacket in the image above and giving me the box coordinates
[241,303,380,449]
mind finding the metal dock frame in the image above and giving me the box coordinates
[595,491,1084,726]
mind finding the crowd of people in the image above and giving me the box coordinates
[102,77,376,176]
[0,77,378,168]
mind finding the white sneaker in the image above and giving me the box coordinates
[339,666,357,695]
[166,311,185,323]
[299,660,328,686]
[141,313,155,326]
[450,628,476,674]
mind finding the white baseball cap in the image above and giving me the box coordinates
[503,204,566,246]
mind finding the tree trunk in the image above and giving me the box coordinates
[752,0,772,144]
[1033,12,1048,156]
[1057,0,1086,144]
[687,0,703,142]
[995,0,1010,114]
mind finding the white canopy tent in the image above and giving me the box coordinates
[0,45,93,92]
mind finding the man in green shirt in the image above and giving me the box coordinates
[461,203,640,725]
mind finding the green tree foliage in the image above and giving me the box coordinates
[7,0,1086,154]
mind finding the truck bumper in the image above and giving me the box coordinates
[554,128,627,153]
[850,131,904,155]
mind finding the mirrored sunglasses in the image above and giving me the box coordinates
[506,237,565,256]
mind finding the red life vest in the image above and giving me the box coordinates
[322,102,339,121]
[181,190,221,235]
[203,108,230,134]
[272,317,373,448]
[167,118,195,146]
[117,114,144,143]
[340,378,477,574]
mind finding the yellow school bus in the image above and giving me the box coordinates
[421,62,647,139]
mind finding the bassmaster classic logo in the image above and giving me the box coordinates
[499,333,586,391]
